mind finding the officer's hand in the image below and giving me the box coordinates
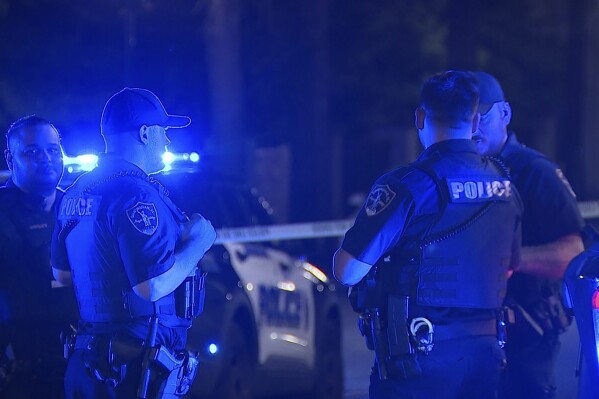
[181,213,217,252]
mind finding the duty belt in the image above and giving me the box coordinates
[74,334,110,351]
[431,319,497,341]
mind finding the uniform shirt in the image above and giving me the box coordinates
[502,133,583,246]
[52,154,187,348]
[341,139,522,322]
[0,180,77,357]
[501,132,585,306]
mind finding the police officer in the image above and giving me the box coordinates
[51,88,216,399]
[0,115,77,398]
[472,71,585,399]
[333,70,523,399]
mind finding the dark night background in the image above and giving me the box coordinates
[1,0,598,224]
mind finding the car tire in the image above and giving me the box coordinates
[211,324,253,399]
[310,317,343,399]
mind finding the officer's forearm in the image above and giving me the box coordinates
[333,248,372,286]
[133,240,210,302]
[52,267,72,286]
[516,233,584,279]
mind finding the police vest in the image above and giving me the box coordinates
[390,157,518,309]
[57,169,191,328]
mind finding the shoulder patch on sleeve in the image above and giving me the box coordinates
[365,184,396,216]
[126,202,158,235]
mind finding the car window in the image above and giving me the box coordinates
[157,171,275,229]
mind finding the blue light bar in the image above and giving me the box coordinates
[63,153,99,172]
[63,151,200,174]
[208,343,218,354]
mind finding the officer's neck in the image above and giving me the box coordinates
[105,147,150,175]
[421,128,472,149]
[104,134,155,175]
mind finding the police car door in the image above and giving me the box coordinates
[225,241,316,370]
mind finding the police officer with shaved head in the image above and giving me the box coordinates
[51,88,216,399]
[334,70,523,399]
[0,115,77,398]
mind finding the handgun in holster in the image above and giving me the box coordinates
[349,275,380,351]
[542,293,572,334]
[349,271,419,380]
[60,324,77,360]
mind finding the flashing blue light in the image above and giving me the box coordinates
[162,151,175,165]
[208,343,219,355]
[62,151,199,175]
[162,151,200,166]
[63,153,98,172]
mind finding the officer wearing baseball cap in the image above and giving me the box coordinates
[52,88,216,398]
[100,88,191,135]
[471,72,585,399]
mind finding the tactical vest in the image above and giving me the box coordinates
[389,157,518,309]
[57,168,199,328]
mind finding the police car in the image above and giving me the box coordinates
[59,154,344,399]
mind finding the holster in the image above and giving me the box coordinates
[81,335,124,385]
[76,333,145,387]
[152,349,199,398]
[83,333,199,398]
[387,295,414,357]
[174,269,206,320]
[358,314,375,351]
[366,295,421,381]
[109,333,145,367]
[352,269,421,381]
[532,294,572,334]
[60,325,77,360]
[504,294,571,339]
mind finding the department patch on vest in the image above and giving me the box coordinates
[365,185,396,216]
[446,178,512,203]
[126,202,158,235]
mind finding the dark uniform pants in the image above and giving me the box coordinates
[499,332,560,399]
[369,335,505,399]
[65,349,143,399]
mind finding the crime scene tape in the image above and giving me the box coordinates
[215,219,354,244]
[214,200,599,244]
[579,200,599,220]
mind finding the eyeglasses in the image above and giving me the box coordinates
[478,101,503,124]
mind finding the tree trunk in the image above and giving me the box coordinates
[202,0,247,177]
[446,0,480,69]
[290,0,337,221]
[581,1,599,199]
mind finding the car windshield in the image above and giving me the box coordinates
[156,171,275,229]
